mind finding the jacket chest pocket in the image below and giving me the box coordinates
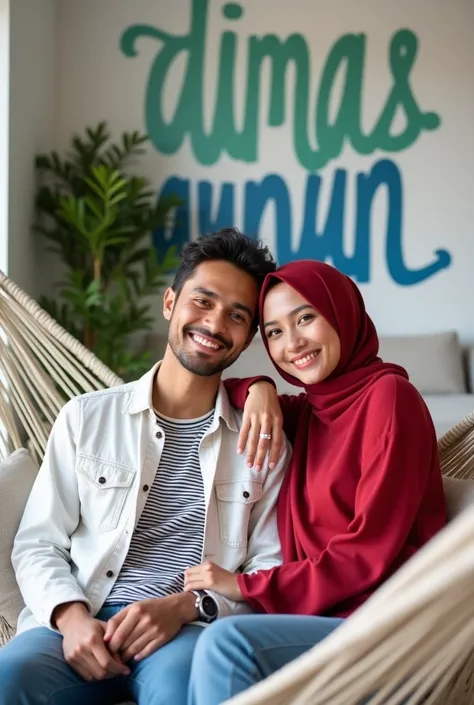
[76,456,136,533]
[215,480,263,548]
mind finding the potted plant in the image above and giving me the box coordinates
[34,122,179,380]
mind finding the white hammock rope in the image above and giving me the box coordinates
[0,271,473,704]
[0,271,123,460]
[438,413,474,479]
[0,376,21,455]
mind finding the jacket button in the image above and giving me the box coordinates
[143,484,149,492]
[243,491,250,499]
[106,570,114,578]
[155,431,163,439]
[98,477,106,484]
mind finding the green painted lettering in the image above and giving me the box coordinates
[121,0,441,168]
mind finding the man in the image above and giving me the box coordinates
[0,229,290,705]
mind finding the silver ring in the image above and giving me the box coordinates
[259,433,272,440]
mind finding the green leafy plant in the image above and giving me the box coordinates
[34,122,179,379]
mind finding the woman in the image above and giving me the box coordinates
[184,260,446,705]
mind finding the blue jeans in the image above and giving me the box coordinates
[188,613,344,705]
[0,605,204,705]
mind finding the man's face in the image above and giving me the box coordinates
[163,260,259,377]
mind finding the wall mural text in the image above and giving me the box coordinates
[121,0,452,284]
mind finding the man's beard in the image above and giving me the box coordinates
[167,328,241,377]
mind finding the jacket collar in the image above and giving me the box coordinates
[122,361,239,433]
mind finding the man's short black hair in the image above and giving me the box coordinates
[171,228,276,324]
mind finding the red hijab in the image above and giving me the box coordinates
[235,260,445,616]
[259,260,408,422]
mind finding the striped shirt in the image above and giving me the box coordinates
[106,409,214,604]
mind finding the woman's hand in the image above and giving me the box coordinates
[238,382,283,470]
[184,562,243,601]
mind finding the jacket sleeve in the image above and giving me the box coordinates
[12,400,91,628]
[224,377,306,444]
[207,434,292,618]
[237,387,445,615]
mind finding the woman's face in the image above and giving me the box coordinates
[263,282,341,385]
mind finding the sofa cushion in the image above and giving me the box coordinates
[442,476,474,522]
[423,394,474,439]
[0,448,37,645]
[378,332,466,395]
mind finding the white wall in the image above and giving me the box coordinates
[22,1,474,338]
[8,0,58,296]
[0,0,9,273]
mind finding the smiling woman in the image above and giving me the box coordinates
[228,262,446,607]
[262,283,341,385]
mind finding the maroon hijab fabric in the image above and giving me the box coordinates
[258,260,408,422]
[231,260,446,616]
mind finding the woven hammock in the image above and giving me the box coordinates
[0,271,123,462]
[0,271,473,705]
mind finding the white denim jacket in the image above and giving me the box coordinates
[13,363,290,633]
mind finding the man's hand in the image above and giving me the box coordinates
[55,602,130,681]
[184,561,243,601]
[104,593,198,662]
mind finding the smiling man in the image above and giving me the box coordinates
[1,229,291,705]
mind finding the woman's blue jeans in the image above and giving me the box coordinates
[188,613,344,705]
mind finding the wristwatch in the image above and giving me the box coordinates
[192,590,218,623]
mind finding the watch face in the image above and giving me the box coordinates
[202,595,218,618]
